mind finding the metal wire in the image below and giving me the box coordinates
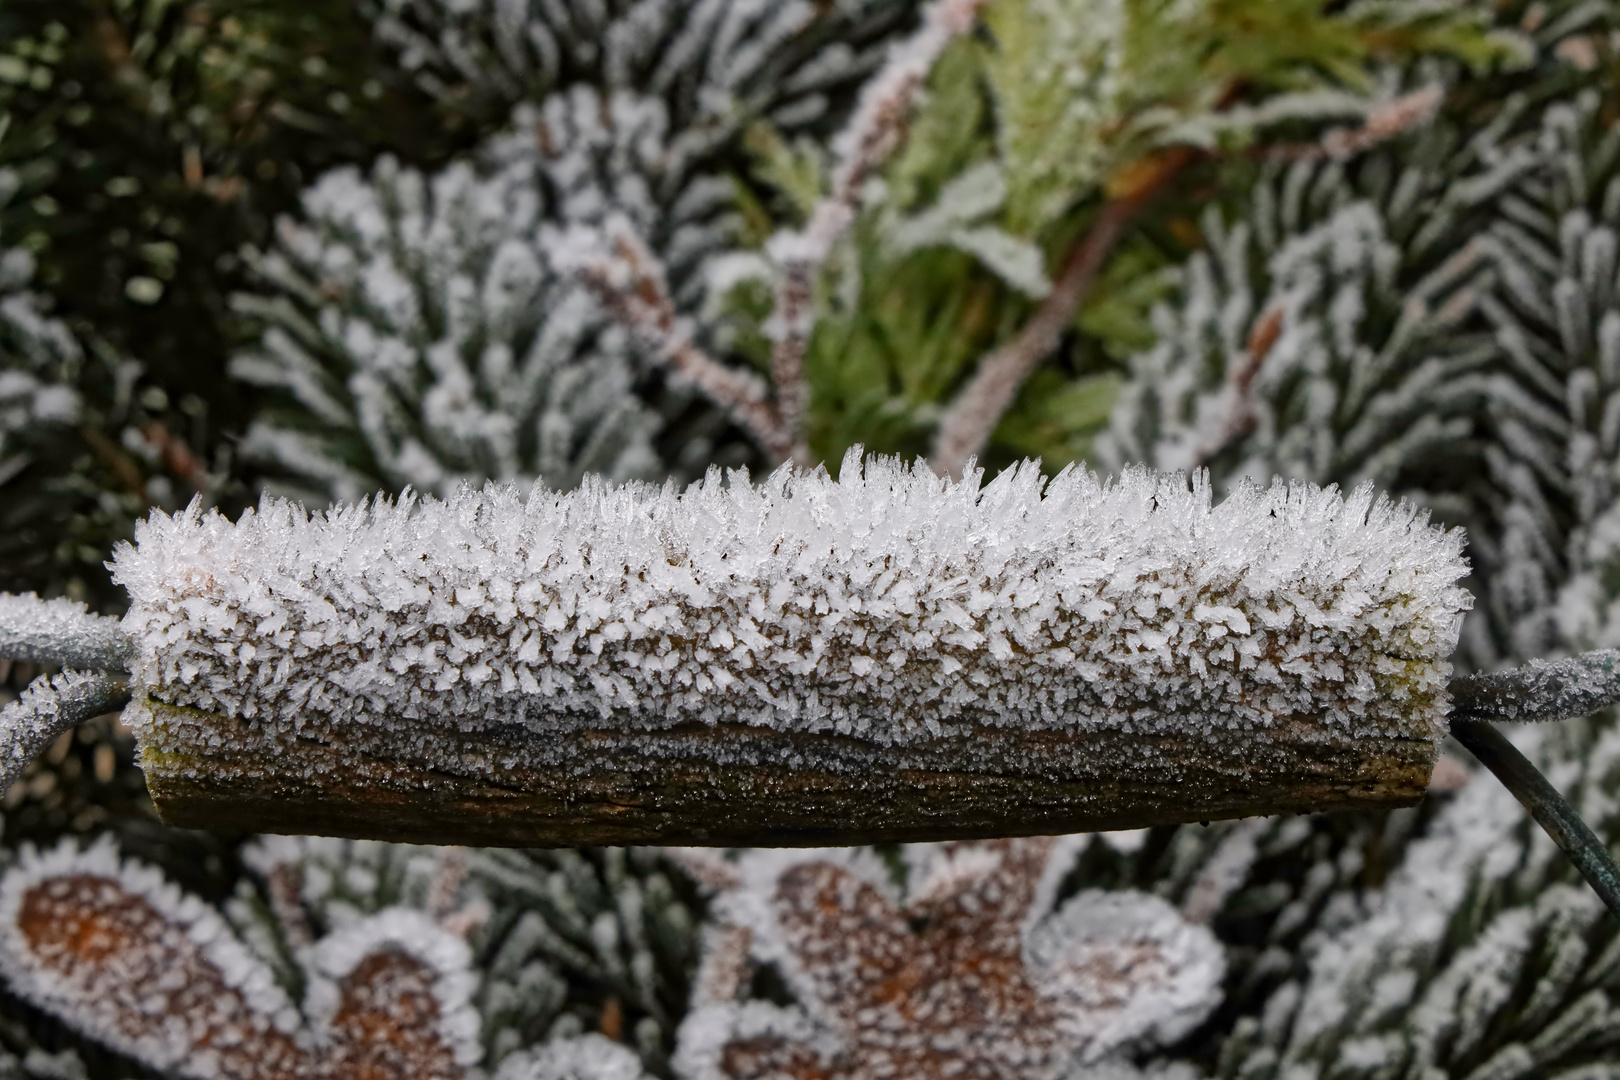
[1450,715,1620,917]
[1451,650,1620,725]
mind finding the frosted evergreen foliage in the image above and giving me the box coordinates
[489,86,733,311]
[0,171,81,492]
[108,454,1468,766]
[230,150,662,506]
[1478,92,1620,658]
[1216,720,1620,1079]
[370,0,904,133]
[1097,19,1615,663]
[231,835,491,959]
[370,0,913,322]
[1095,196,1493,493]
[469,848,699,1073]
[672,838,1223,1079]
[255,1,916,492]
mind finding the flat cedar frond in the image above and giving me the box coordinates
[674,838,1224,1079]
[0,837,480,1079]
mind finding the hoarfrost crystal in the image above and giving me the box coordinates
[110,452,1469,760]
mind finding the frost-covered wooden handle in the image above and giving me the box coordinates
[92,457,1471,846]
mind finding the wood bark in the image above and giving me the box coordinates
[132,696,1436,847]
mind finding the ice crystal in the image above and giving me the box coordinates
[109,453,1469,768]
[0,837,484,1079]
[671,838,1224,1079]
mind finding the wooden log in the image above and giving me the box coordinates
[130,696,1437,846]
[106,463,1472,847]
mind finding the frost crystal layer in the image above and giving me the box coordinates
[111,452,1470,752]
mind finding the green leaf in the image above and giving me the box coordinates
[744,122,826,224]
[992,369,1122,466]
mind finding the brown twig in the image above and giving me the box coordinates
[931,147,1198,478]
[1191,304,1282,468]
[929,81,1434,477]
[1264,85,1443,163]
[79,426,148,504]
[141,421,211,493]
[767,0,991,467]
[557,218,796,464]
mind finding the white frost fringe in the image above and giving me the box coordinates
[110,452,1470,753]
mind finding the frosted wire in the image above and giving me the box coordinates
[110,454,1471,763]
[0,593,132,672]
[0,672,129,795]
[1450,650,1620,724]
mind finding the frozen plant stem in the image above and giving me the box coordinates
[1450,717,1620,917]
[931,148,1197,479]
[1445,650,1620,916]
[0,593,136,796]
[104,464,1469,845]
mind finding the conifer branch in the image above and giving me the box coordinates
[1189,304,1283,468]
[932,147,1197,478]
